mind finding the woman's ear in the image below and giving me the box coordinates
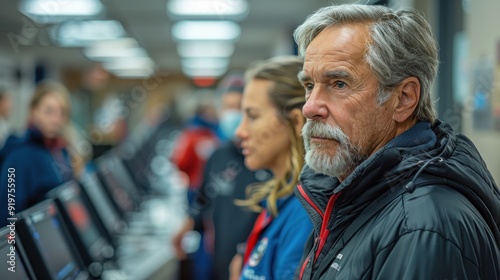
[289,108,305,137]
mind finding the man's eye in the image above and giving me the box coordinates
[304,83,314,91]
[335,81,346,89]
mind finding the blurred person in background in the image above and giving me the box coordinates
[170,90,220,280]
[0,88,13,147]
[229,56,313,280]
[0,80,74,227]
[172,74,270,280]
[171,97,220,192]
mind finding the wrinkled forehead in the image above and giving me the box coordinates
[301,23,372,78]
[304,23,371,60]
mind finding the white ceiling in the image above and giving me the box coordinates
[0,0,358,75]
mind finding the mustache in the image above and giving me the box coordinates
[302,120,349,145]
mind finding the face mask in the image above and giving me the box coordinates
[219,109,242,140]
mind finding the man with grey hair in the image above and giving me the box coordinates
[293,4,500,279]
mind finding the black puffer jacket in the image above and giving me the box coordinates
[295,121,500,280]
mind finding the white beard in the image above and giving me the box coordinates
[302,120,366,178]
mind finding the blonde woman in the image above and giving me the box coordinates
[0,80,74,226]
[231,56,312,280]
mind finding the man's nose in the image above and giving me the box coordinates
[302,87,328,120]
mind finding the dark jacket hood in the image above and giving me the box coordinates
[297,120,500,245]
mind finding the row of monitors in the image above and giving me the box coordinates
[1,153,153,280]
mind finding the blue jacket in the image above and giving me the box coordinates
[0,128,73,226]
[241,195,313,280]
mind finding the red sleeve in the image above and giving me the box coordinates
[171,131,196,174]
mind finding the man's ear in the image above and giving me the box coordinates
[392,77,420,123]
[289,108,305,137]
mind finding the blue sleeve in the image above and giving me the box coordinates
[0,149,35,226]
[274,203,313,280]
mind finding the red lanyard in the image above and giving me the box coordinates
[243,210,273,265]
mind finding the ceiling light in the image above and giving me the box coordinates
[51,20,125,47]
[167,0,248,20]
[84,44,148,61]
[20,0,103,18]
[177,42,234,58]
[83,38,143,60]
[86,38,139,49]
[103,57,155,71]
[172,21,240,41]
[182,57,230,69]
[110,68,154,79]
[182,67,228,78]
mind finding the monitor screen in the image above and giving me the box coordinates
[79,172,124,237]
[119,143,150,193]
[23,202,82,280]
[56,183,104,259]
[96,155,140,206]
[98,170,134,214]
[122,156,150,193]
[0,227,31,280]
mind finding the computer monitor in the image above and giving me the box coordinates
[47,180,114,272]
[0,226,34,280]
[79,171,126,245]
[95,154,139,214]
[15,200,88,280]
[119,141,151,193]
[121,154,151,194]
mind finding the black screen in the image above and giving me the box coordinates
[80,173,123,236]
[28,205,81,280]
[64,197,101,250]
[96,155,139,210]
[58,185,101,255]
[99,170,134,214]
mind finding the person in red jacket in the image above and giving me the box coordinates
[171,104,219,191]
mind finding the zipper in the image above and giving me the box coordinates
[299,237,319,280]
[314,193,339,262]
[297,184,341,278]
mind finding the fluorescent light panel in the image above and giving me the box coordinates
[182,57,230,69]
[172,21,240,41]
[20,0,103,16]
[85,46,148,61]
[110,69,154,78]
[103,57,155,70]
[177,42,234,58]
[167,0,248,18]
[182,67,227,77]
[87,38,139,49]
[52,20,125,47]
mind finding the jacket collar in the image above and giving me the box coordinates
[27,126,67,151]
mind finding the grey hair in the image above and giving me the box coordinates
[293,4,438,122]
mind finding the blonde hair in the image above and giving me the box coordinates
[30,80,71,119]
[236,56,305,216]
